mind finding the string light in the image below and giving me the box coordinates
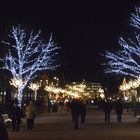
[104,7,140,78]
[1,25,59,107]
[28,83,40,100]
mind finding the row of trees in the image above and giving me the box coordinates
[1,6,140,107]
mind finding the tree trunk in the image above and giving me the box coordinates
[17,87,24,108]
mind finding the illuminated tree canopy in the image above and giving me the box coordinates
[0,26,59,107]
[104,7,140,78]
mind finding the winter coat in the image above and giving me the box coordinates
[103,101,112,112]
[9,106,22,122]
[25,104,37,119]
[115,100,124,114]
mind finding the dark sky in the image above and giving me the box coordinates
[0,0,139,88]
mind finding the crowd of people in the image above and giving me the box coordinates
[0,97,127,139]
[0,100,37,140]
[10,100,37,132]
[102,98,124,123]
[69,97,124,130]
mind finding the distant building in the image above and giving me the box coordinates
[85,82,103,99]
[65,81,104,99]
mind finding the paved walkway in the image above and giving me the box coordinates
[8,107,140,140]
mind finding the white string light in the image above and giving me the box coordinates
[104,7,140,78]
[1,26,59,107]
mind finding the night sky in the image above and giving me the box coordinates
[0,0,139,90]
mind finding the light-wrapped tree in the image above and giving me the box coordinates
[104,7,140,79]
[1,26,59,107]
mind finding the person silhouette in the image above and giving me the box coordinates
[71,99,81,130]
[9,102,22,132]
[115,98,124,123]
[0,114,9,140]
[103,99,112,123]
[25,100,37,130]
[80,100,86,123]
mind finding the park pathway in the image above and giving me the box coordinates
[8,107,140,140]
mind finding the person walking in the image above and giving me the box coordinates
[25,100,37,130]
[73,99,81,130]
[9,102,22,132]
[58,100,64,112]
[103,99,112,123]
[0,114,9,140]
[47,98,52,114]
[80,100,86,123]
[70,99,75,123]
[115,98,124,123]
